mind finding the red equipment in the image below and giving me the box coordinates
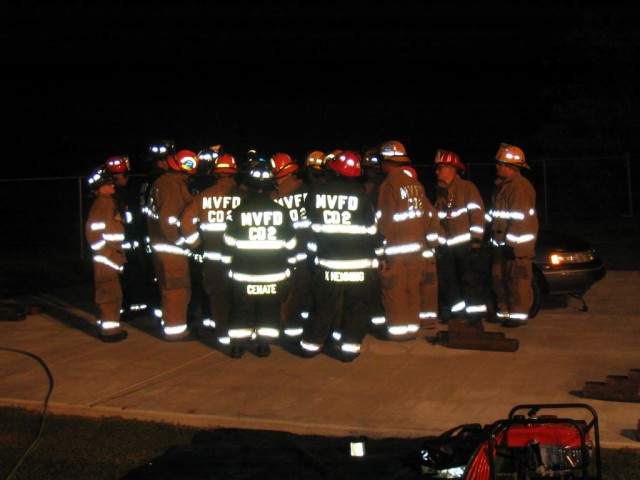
[463,403,601,480]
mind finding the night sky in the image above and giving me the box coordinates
[2,2,637,178]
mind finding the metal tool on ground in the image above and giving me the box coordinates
[582,368,640,403]
[432,319,519,352]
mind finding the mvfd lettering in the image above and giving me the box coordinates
[400,185,423,200]
[275,193,308,221]
[316,194,358,210]
[241,211,284,241]
[247,284,277,295]
[202,196,242,210]
[325,271,365,282]
[316,194,358,224]
[275,193,308,210]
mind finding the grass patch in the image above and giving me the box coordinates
[1,406,639,479]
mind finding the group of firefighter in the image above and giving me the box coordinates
[85,139,538,361]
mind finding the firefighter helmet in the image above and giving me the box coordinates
[401,165,418,179]
[326,150,362,178]
[246,163,276,192]
[305,150,325,171]
[212,153,238,174]
[246,148,269,168]
[148,140,175,161]
[435,149,466,172]
[87,166,115,191]
[323,149,343,165]
[495,143,529,169]
[270,152,299,178]
[105,155,131,174]
[168,149,199,174]
[379,140,410,163]
[363,147,382,169]
[197,145,223,164]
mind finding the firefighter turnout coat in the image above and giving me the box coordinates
[300,175,382,358]
[85,193,126,333]
[222,191,297,344]
[376,167,441,339]
[146,171,194,338]
[434,174,489,321]
[487,170,539,322]
[180,176,248,342]
[271,175,313,339]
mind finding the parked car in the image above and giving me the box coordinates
[529,229,606,318]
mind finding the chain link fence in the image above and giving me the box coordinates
[1,155,635,261]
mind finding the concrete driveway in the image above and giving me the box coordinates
[1,271,639,449]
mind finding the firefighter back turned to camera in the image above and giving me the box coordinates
[180,153,248,346]
[433,149,490,326]
[376,140,441,342]
[85,165,128,342]
[222,162,297,359]
[300,150,382,362]
[147,149,200,341]
[486,143,538,328]
[269,152,313,343]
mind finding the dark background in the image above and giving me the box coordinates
[1,2,638,178]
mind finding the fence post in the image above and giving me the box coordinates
[625,152,633,217]
[542,158,548,226]
[78,176,85,259]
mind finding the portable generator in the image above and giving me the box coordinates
[463,403,602,480]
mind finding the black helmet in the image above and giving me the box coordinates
[147,139,176,162]
[245,163,275,192]
[87,166,115,191]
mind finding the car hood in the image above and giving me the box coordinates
[536,229,591,253]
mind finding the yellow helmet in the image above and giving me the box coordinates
[379,140,410,163]
[305,150,325,171]
[495,143,529,170]
[323,150,343,164]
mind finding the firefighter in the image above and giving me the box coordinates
[192,145,223,192]
[147,149,200,341]
[360,145,387,332]
[269,152,313,342]
[301,150,327,186]
[138,140,174,319]
[85,165,128,342]
[433,150,489,325]
[486,143,538,327]
[185,145,224,326]
[361,146,385,207]
[222,162,297,359]
[105,155,150,321]
[180,153,248,346]
[300,150,382,362]
[376,140,441,341]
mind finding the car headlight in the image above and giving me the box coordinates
[549,249,597,265]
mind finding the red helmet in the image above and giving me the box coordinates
[168,149,199,174]
[435,149,466,172]
[270,152,299,178]
[327,150,362,178]
[401,165,418,179]
[213,153,238,174]
[379,140,410,163]
[105,155,130,173]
